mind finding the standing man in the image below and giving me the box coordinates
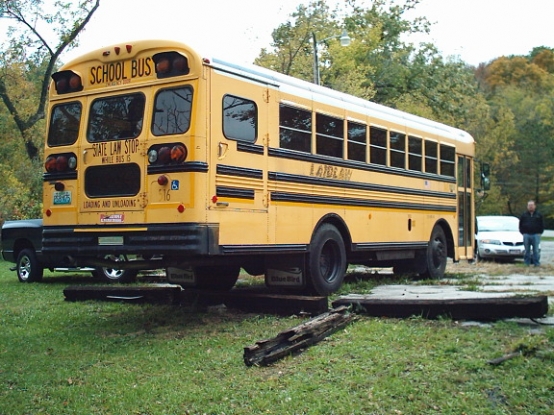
[519,200,544,266]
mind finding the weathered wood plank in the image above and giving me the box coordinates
[64,285,328,316]
[63,285,182,304]
[332,295,548,320]
[243,306,355,366]
[181,289,328,316]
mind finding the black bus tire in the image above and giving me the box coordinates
[420,225,447,280]
[307,224,347,296]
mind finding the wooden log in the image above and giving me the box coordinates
[63,285,182,304]
[243,306,355,366]
[332,295,548,320]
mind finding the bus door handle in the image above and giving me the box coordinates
[83,148,93,164]
[218,142,228,159]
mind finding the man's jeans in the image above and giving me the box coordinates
[523,233,541,266]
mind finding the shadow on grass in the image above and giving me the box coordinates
[38,272,166,286]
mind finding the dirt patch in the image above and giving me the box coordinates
[446,259,554,277]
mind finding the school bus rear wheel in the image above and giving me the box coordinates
[307,224,347,296]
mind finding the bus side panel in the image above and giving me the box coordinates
[207,69,270,246]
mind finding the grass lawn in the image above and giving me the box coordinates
[0,259,553,415]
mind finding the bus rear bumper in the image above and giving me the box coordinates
[42,223,220,268]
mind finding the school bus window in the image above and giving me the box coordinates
[440,144,455,177]
[347,121,366,162]
[369,126,387,165]
[316,113,343,158]
[408,136,422,172]
[425,140,438,174]
[389,131,405,169]
[48,102,82,147]
[279,104,311,153]
[152,86,193,136]
[465,157,472,188]
[457,155,472,188]
[88,93,145,142]
[85,163,141,198]
[222,95,257,143]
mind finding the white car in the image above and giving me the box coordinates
[475,216,525,261]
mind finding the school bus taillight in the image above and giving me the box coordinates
[153,51,189,78]
[147,144,187,166]
[170,144,187,163]
[157,175,169,186]
[44,153,77,173]
[51,70,83,94]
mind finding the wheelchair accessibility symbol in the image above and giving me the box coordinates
[171,180,179,190]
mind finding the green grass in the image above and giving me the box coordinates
[1,259,553,415]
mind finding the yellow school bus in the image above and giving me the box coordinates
[42,40,474,295]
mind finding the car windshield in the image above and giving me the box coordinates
[478,218,519,232]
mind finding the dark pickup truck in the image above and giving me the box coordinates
[1,219,137,283]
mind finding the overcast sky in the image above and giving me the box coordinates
[35,0,554,66]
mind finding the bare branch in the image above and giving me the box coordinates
[0,0,101,160]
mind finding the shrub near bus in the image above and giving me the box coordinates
[42,40,475,295]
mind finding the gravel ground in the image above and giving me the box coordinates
[448,237,554,276]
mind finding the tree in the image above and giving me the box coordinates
[479,56,554,96]
[0,74,43,221]
[255,0,403,99]
[342,0,432,104]
[0,0,100,161]
[530,47,554,73]
[476,54,554,220]
[496,88,554,212]
[254,0,485,129]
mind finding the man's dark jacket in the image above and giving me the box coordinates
[519,210,544,235]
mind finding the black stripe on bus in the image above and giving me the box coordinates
[216,164,263,179]
[43,171,78,181]
[237,142,264,155]
[271,192,456,212]
[220,241,429,255]
[267,147,456,184]
[147,161,209,175]
[353,241,428,251]
[220,244,308,255]
[269,171,456,200]
[216,186,255,200]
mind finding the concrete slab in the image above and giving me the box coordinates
[343,265,553,319]
[364,284,520,300]
[333,293,548,320]
[348,263,554,302]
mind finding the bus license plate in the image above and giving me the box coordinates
[53,191,71,205]
[98,236,124,246]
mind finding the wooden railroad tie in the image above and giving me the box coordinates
[243,306,355,366]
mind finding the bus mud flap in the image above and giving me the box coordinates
[265,256,306,290]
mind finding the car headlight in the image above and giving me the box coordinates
[479,239,501,245]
